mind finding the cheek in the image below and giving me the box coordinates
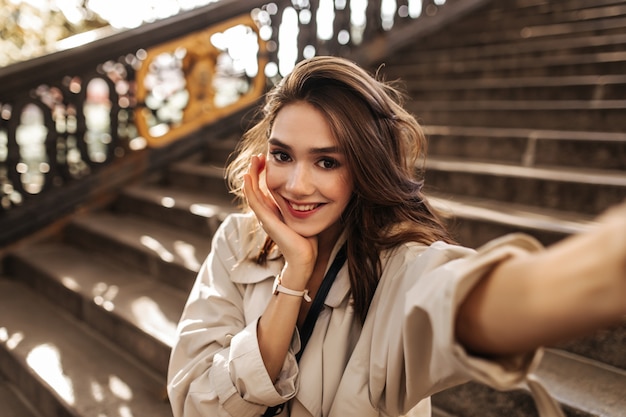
[323,178,352,209]
[336,174,354,202]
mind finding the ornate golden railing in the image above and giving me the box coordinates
[134,13,268,147]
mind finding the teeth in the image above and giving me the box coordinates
[291,202,318,211]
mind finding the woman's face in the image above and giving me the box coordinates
[265,101,353,245]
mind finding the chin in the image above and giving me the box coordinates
[287,224,323,238]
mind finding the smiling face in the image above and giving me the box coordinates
[265,101,353,246]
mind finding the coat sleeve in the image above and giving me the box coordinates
[345,233,548,417]
[410,234,545,391]
[167,214,299,417]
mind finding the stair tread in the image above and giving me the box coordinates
[425,157,626,186]
[423,125,626,142]
[0,278,173,417]
[519,15,626,39]
[412,99,626,110]
[10,242,187,350]
[427,193,596,236]
[122,183,236,218]
[408,74,626,89]
[400,32,626,61]
[164,159,232,197]
[535,349,626,417]
[169,160,225,177]
[413,14,626,48]
[395,49,626,74]
[432,407,457,417]
[0,376,41,417]
[70,210,212,274]
[432,347,626,417]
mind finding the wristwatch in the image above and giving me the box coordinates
[272,275,312,302]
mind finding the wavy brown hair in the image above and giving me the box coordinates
[226,56,455,323]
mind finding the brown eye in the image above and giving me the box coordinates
[270,150,291,162]
[317,158,339,169]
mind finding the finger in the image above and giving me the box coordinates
[244,156,283,231]
[244,156,271,211]
[243,155,265,199]
[244,155,260,194]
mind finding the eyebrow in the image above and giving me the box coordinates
[269,138,341,155]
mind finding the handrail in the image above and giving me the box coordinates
[0,0,480,247]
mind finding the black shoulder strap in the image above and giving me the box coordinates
[296,243,347,361]
[264,243,348,416]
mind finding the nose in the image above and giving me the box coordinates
[285,163,315,196]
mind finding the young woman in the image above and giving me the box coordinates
[167,56,626,417]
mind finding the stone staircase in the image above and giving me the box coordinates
[1,0,626,416]
[0,135,239,417]
[379,0,626,249]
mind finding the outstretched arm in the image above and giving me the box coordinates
[456,201,626,356]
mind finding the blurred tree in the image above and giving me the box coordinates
[0,0,108,66]
[0,0,220,66]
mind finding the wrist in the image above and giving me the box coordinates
[279,261,313,288]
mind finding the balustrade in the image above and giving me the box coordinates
[0,0,458,245]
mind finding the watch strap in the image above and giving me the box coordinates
[274,283,312,302]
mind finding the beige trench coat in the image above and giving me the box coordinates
[167,212,562,417]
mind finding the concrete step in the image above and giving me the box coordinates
[410,101,626,131]
[400,58,626,80]
[423,125,626,171]
[555,322,626,373]
[200,135,241,166]
[432,406,458,417]
[405,75,626,101]
[65,211,211,292]
[0,278,173,417]
[383,2,626,83]
[393,32,626,70]
[0,375,42,417]
[5,242,187,375]
[415,1,626,48]
[427,193,595,247]
[114,184,236,237]
[392,31,626,63]
[386,43,626,79]
[535,349,626,414]
[165,160,231,198]
[418,18,626,55]
[424,157,626,216]
[432,349,626,417]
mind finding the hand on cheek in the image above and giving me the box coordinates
[243,154,281,225]
[243,154,318,275]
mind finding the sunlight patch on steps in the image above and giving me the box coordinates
[26,343,75,404]
[0,327,24,350]
[131,296,178,346]
[140,235,175,263]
